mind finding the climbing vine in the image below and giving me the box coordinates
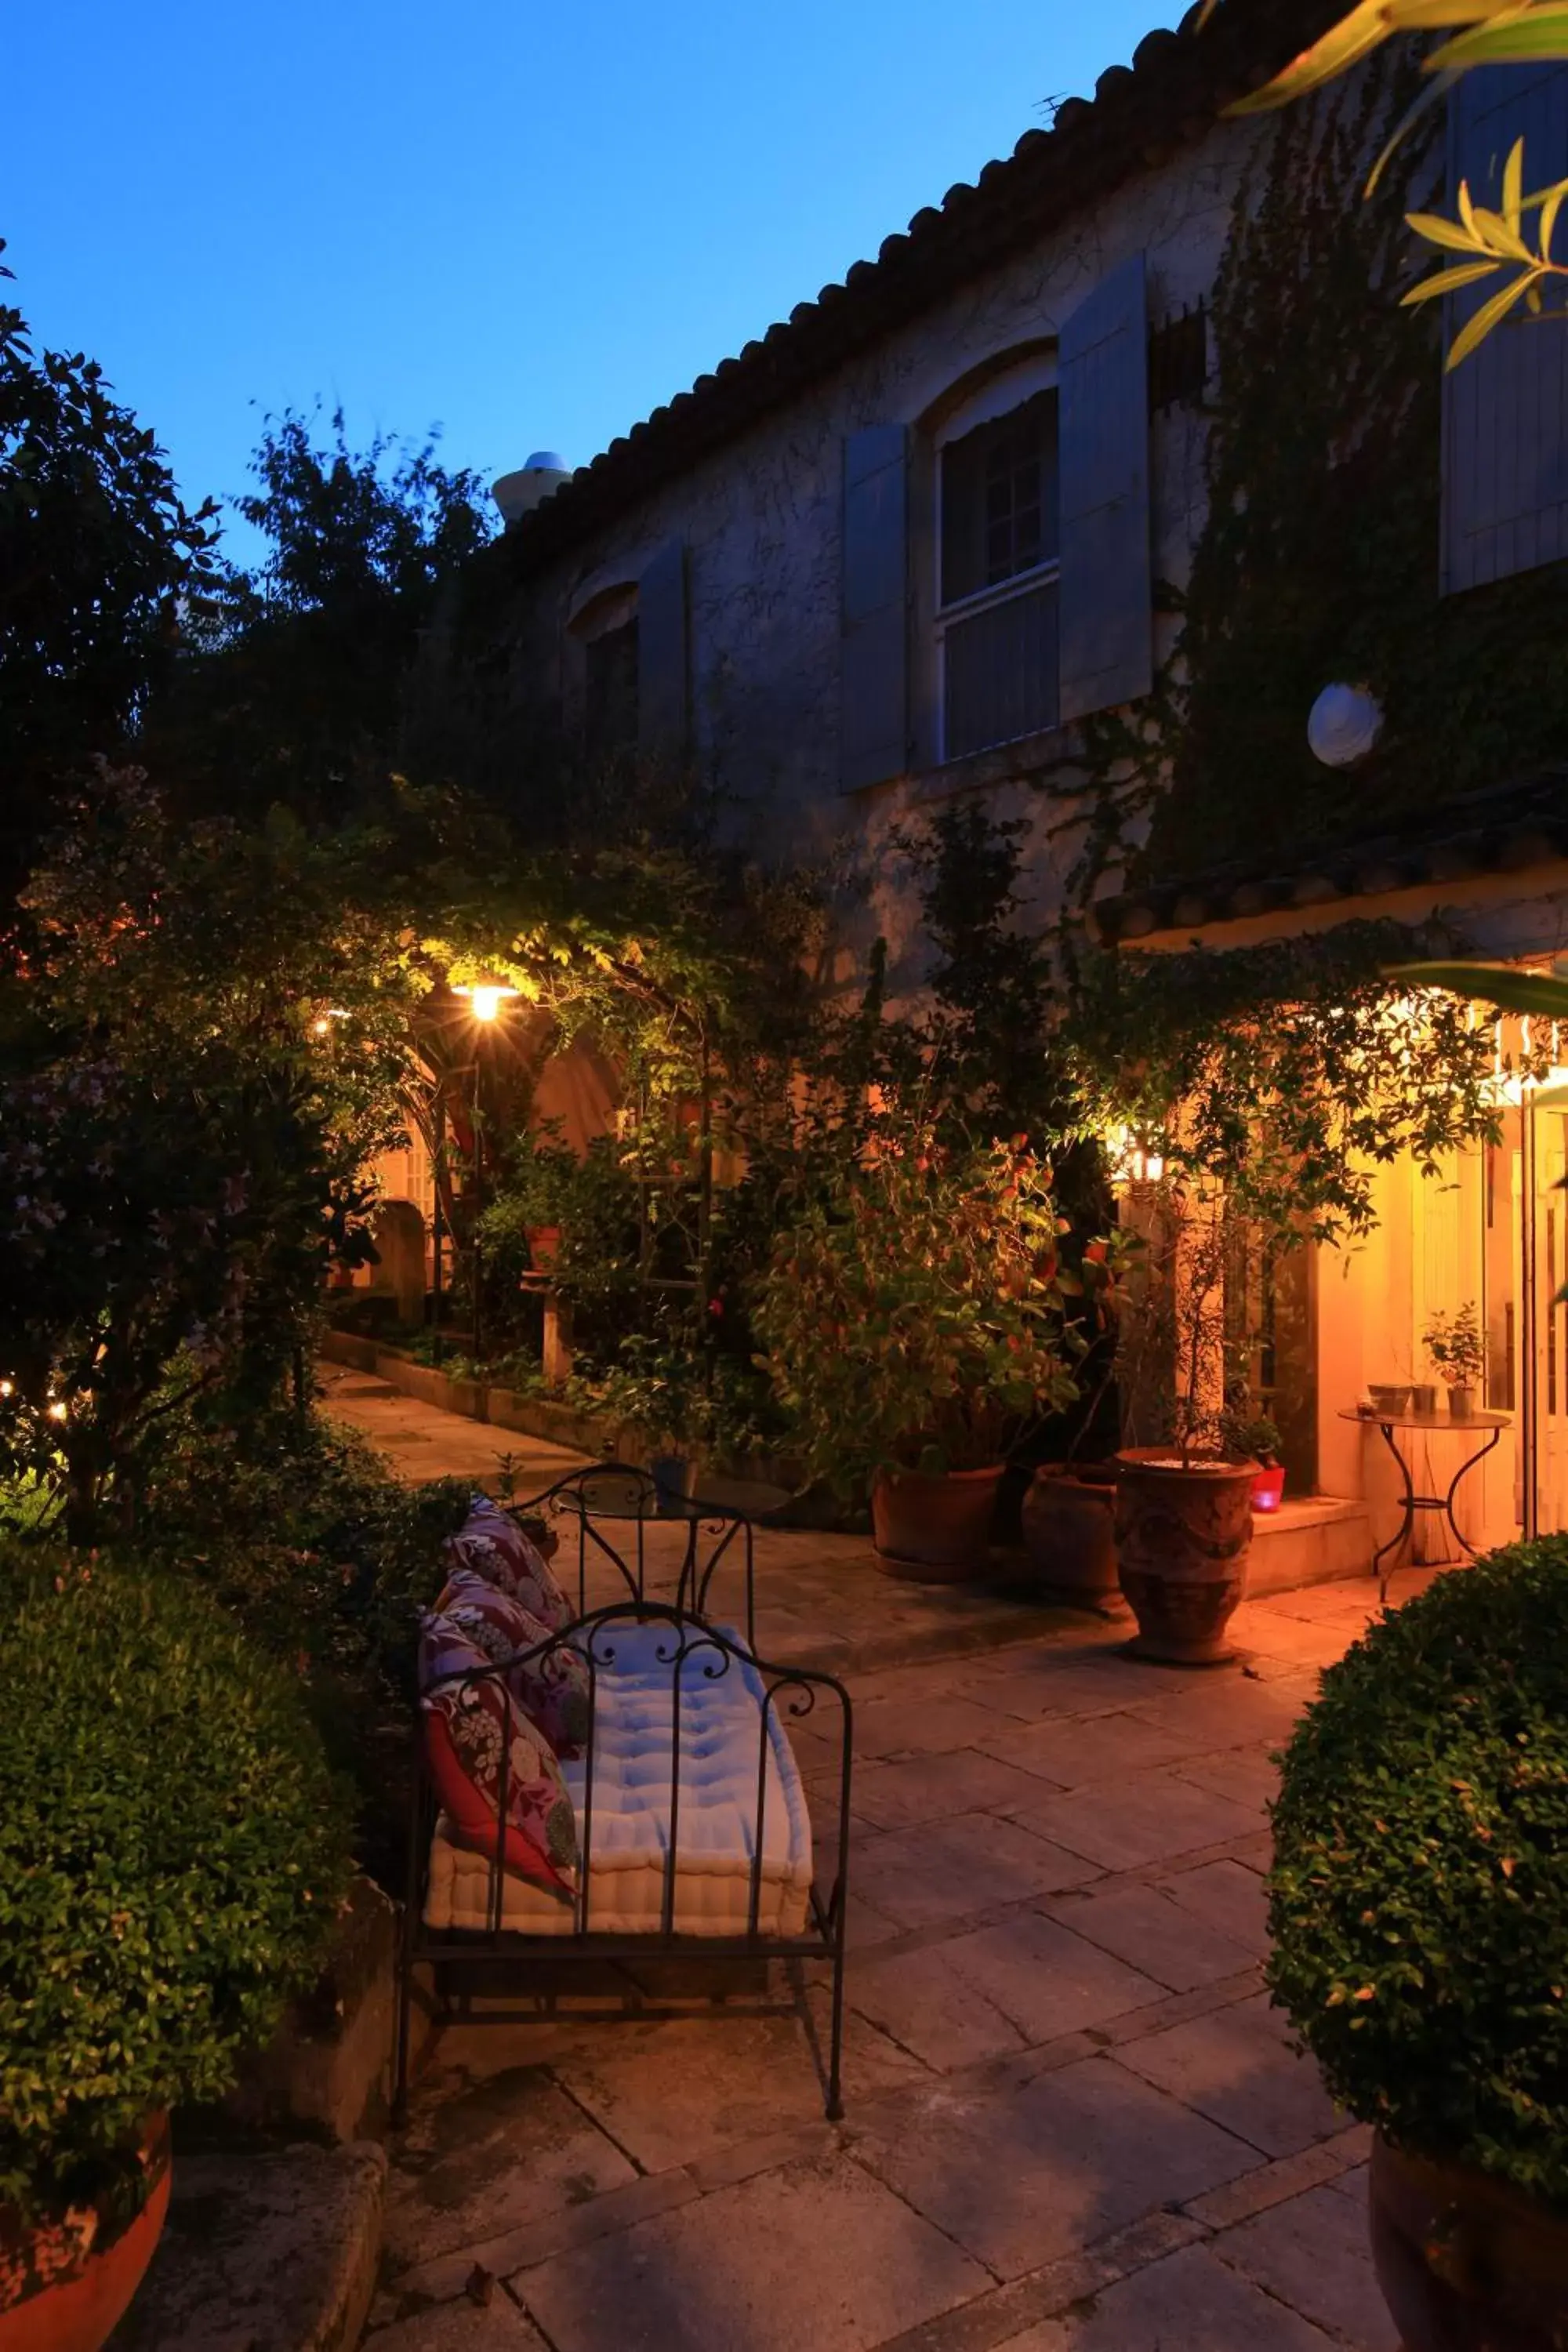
[1068,52,1568,898]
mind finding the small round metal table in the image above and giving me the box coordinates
[1339,1406,1511,1599]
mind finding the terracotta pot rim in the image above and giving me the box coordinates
[877,1462,1005,1486]
[1114,1452,1257,1480]
[1033,1461,1118,1490]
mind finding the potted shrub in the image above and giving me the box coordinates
[1113,1187,1261,1664]
[755,1123,1085,1579]
[1269,1539,1568,2352]
[1424,1303,1486,1419]
[0,1555,351,2351]
[1021,1231,1139,1606]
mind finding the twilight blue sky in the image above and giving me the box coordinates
[7,2,1178,557]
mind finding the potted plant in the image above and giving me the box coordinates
[755,1122,1084,1579]
[1269,1537,1568,2351]
[1228,1407,1285,1513]
[1113,1185,1261,1664]
[1424,1303,1486,1418]
[1020,1230,1140,1606]
[0,1555,351,2351]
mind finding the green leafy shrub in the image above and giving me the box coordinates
[131,1406,468,1879]
[753,1121,1091,1493]
[1268,1539,1568,2206]
[0,1553,353,2220]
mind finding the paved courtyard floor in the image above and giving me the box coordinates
[319,1362,1083,1676]
[323,1361,1425,2351]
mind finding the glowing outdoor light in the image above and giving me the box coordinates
[1106,1124,1166,1188]
[452,980,519,1024]
[46,1401,67,1422]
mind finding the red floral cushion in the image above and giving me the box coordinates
[441,1497,572,1630]
[434,1573,593,1758]
[419,1614,579,1892]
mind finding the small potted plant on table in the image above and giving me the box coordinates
[1269,1537,1568,2352]
[1423,1303,1486,1419]
[756,1123,1085,1579]
[0,1557,350,2351]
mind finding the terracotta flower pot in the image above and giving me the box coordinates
[525,1224,562,1276]
[872,1464,1003,1581]
[1113,1450,1256,1664]
[0,2112,171,2352]
[1448,1385,1475,1420]
[1369,2130,1568,2352]
[1020,1465,1120,1604]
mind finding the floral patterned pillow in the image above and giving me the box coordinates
[435,1573,593,1759]
[440,1497,572,1631]
[419,1613,579,1892]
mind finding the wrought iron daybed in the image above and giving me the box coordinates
[394,1464,853,2122]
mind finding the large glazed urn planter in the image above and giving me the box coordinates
[1020,1465,1120,1605]
[872,1464,1004,1581]
[0,2111,171,2352]
[1113,1450,1255,1664]
[1369,2131,1568,2352]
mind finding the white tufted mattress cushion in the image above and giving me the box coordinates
[424,1620,815,1936]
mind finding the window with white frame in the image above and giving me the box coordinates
[936,365,1060,761]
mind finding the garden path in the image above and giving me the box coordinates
[317,1361,1076,1677]
[365,1580,1439,2352]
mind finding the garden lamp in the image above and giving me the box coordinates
[452,980,519,1024]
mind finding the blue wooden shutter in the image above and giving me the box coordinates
[1058,253,1152,720]
[638,536,688,753]
[1443,67,1568,594]
[840,424,909,789]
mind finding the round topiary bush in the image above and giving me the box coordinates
[1268,1538,1568,2207]
[0,1552,353,2220]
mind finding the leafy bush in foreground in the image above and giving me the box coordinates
[0,1555,353,2218]
[1269,1538,1568,2205]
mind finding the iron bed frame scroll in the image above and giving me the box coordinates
[395,1463,853,2124]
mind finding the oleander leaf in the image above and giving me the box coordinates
[1429,5,1568,65]
[1469,203,1534,260]
[1387,963,1568,1018]
[1504,136,1525,234]
[1402,258,1504,302]
[1224,1,1405,114]
[1406,206,1490,252]
[1446,270,1536,364]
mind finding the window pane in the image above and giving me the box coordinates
[584,618,639,762]
[942,580,1058,758]
[941,388,1058,606]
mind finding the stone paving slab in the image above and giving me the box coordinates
[385,2061,637,2270]
[113,2140,386,2352]
[1002,2240,1342,2348]
[1038,1880,1259,1994]
[851,2055,1260,2282]
[1112,1992,1344,2160]
[514,2150,990,2352]
[1210,2177,1399,2349]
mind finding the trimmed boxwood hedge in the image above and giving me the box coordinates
[0,1552,353,2219]
[1268,1537,1568,2207]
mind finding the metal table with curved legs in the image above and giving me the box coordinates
[1339,1408,1512,1599]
